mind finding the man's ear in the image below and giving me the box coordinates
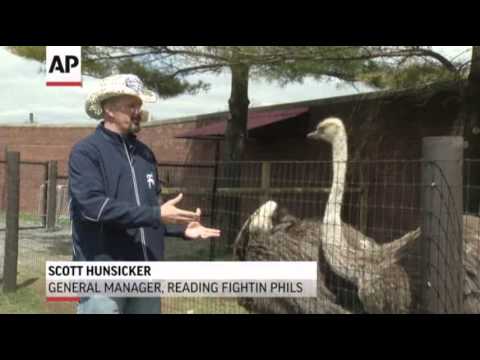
[104,108,113,118]
[103,105,116,119]
[102,99,116,118]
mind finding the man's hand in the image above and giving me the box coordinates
[185,222,221,240]
[160,193,201,225]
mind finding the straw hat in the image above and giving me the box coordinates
[85,74,157,120]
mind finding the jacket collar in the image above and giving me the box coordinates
[97,122,137,148]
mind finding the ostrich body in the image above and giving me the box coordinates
[308,117,420,313]
[233,201,350,314]
[462,215,480,313]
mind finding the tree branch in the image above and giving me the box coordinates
[414,49,458,73]
[92,51,162,61]
[167,64,228,77]
[151,46,231,63]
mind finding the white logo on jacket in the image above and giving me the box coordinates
[146,173,155,189]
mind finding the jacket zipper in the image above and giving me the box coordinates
[122,140,148,261]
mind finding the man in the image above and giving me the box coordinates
[69,74,221,314]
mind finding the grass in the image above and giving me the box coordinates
[0,234,249,314]
[0,211,42,229]
[162,297,250,314]
[0,211,70,228]
[0,285,45,314]
[164,237,235,261]
[0,269,76,314]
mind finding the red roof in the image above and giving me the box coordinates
[176,107,309,140]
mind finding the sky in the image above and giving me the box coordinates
[0,46,472,125]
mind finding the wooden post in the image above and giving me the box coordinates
[2,146,8,211]
[420,137,464,313]
[260,162,271,205]
[209,141,220,261]
[42,162,49,228]
[358,167,369,234]
[359,187,368,234]
[3,151,20,293]
[46,161,58,232]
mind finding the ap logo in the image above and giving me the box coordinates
[46,46,82,87]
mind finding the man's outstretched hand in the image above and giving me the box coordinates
[160,193,201,225]
[184,222,221,240]
[161,193,221,239]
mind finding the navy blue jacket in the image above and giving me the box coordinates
[68,122,186,262]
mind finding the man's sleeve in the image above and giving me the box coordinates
[154,156,187,239]
[165,223,188,239]
[69,145,162,229]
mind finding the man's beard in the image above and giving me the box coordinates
[127,121,141,135]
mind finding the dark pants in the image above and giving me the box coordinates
[77,297,161,314]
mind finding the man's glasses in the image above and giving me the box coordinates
[114,103,149,122]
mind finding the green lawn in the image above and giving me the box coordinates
[0,211,71,228]
[0,268,76,314]
[0,285,47,314]
[0,233,249,314]
[162,297,250,314]
[164,236,234,261]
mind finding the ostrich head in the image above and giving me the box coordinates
[249,200,278,234]
[307,117,346,144]
[271,206,298,227]
[233,200,278,261]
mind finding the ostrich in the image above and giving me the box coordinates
[308,117,480,313]
[233,201,350,314]
[461,215,480,313]
[307,117,421,313]
[234,201,326,264]
[233,200,278,261]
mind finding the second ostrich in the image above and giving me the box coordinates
[307,117,421,313]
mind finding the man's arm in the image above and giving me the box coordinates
[152,150,219,240]
[69,145,162,229]
[153,159,187,238]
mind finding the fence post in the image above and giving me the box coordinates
[359,187,368,234]
[420,136,464,313]
[358,166,369,234]
[46,160,58,232]
[209,141,220,261]
[3,151,20,293]
[260,162,271,205]
[42,162,49,228]
[2,146,8,211]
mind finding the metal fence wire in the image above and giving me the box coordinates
[0,160,70,296]
[151,159,478,314]
[1,159,480,314]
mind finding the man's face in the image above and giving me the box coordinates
[104,95,143,135]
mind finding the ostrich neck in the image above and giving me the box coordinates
[324,135,348,224]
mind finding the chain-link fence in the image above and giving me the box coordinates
[0,159,72,313]
[0,160,48,230]
[156,156,477,314]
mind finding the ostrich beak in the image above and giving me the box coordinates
[307,131,317,139]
